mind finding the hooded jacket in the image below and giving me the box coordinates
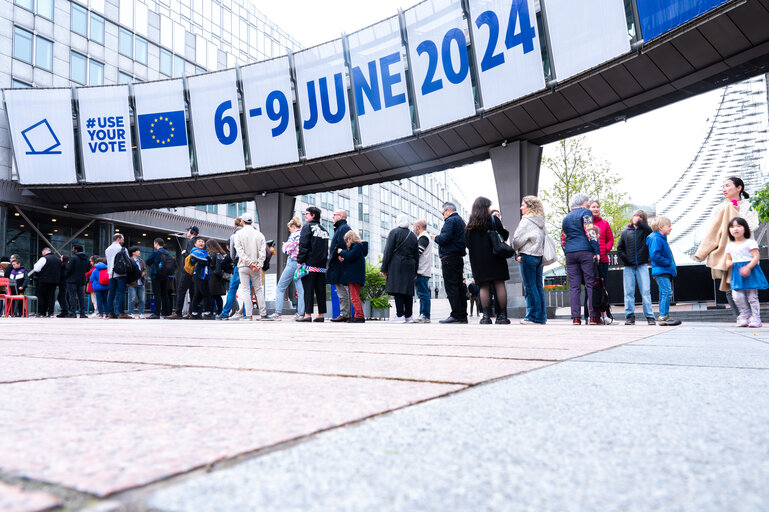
[338,241,369,285]
[617,220,652,266]
[646,232,677,277]
[65,252,90,285]
[297,221,330,268]
[512,214,546,257]
[89,262,110,291]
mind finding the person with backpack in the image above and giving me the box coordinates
[167,226,199,320]
[188,236,216,319]
[105,233,132,319]
[145,238,175,319]
[89,258,110,318]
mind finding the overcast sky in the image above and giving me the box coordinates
[254,0,723,210]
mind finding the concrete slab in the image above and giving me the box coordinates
[0,482,61,512]
[146,355,769,512]
[0,356,163,383]
[0,368,462,496]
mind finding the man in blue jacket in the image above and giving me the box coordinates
[434,202,467,324]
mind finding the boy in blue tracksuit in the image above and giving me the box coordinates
[646,216,682,326]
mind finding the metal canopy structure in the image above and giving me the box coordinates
[13,0,769,213]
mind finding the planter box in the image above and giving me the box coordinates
[363,301,390,320]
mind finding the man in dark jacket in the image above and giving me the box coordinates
[29,247,61,317]
[145,238,173,319]
[327,209,352,322]
[616,210,655,325]
[64,244,89,318]
[168,226,198,319]
[434,202,468,324]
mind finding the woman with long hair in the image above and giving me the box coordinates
[465,196,510,324]
[296,206,330,322]
[512,195,547,324]
[695,176,759,315]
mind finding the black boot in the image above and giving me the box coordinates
[479,314,492,324]
[495,311,510,325]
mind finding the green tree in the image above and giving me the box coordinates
[540,137,630,261]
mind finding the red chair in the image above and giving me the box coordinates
[0,277,28,317]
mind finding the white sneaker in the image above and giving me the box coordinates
[404,316,414,323]
[138,314,146,319]
[412,315,430,323]
[389,316,405,323]
[230,313,243,321]
[88,312,99,319]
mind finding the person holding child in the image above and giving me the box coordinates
[646,217,682,326]
[337,230,368,323]
[725,217,768,328]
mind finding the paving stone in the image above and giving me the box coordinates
[0,482,61,512]
[0,356,163,383]
[0,367,462,496]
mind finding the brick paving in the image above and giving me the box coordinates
[0,308,673,507]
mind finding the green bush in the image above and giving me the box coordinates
[360,256,391,310]
[750,183,769,223]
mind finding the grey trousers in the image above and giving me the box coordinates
[336,284,351,317]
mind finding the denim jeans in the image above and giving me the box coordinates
[128,284,145,316]
[654,275,672,317]
[275,259,304,316]
[519,254,546,323]
[414,275,431,319]
[106,276,127,315]
[623,264,653,318]
[95,289,108,315]
[221,269,241,316]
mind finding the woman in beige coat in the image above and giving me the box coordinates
[694,176,758,313]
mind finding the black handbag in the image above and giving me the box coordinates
[488,229,516,259]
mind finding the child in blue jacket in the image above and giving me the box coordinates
[646,217,682,326]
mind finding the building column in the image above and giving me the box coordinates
[0,205,7,258]
[97,222,115,255]
[489,141,542,317]
[254,191,296,280]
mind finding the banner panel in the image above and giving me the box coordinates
[76,85,135,183]
[405,0,476,131]
[5,88,77,184]
[133,79,191,180]
[636,0,729,41]
[294,40,355,160]
[241,56,299,168]
[187,69,245,175]
[545,0,631,81]
[348,17,413,147]
[468,0,545,109]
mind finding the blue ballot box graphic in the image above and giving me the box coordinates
[21,119,62,155]
[137,110,187,149]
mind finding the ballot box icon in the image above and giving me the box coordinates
[21,119,62,155]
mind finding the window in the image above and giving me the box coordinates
[321,219,333,233]
[12,79,32,88]
[196,205,218,214]
[89,59,104,85]
[381,236,388,250]
[35,36,52,71]
[380,187,389,204]
[13,27,33,64]
[14,0,33,11]
[358,202,369,223]
[70,51,87,84]
[135,36,148,65]
[321,192,333,210]
[391,193,399,209]
[90,13,104,44]
[36,0,53,20]
[118,71,133,84]
[71,3,87,36]
[338,195,350,213]
[226,202,247,218]
[119,28,133,57]
[160,48,172,76]
[173,55,185,77]
[359,229,370,242]
[301,193,316,205]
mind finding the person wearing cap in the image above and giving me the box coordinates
[168,226,199,319]
[64,244,90,318]
[233,213,271,320]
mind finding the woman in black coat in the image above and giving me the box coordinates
[465,196,511,324]
[381,213,419,322]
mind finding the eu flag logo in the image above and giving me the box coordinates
[137,110,187,150]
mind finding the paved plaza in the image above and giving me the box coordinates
[1,306,768,511]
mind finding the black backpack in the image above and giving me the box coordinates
[115,249,141,283]
[157,250,177,279]
[263,241,273,271]
[591,262,610,313]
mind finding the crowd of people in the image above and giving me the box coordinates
[1,175,764,326]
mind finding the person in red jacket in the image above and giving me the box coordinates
[583,200,615,322]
